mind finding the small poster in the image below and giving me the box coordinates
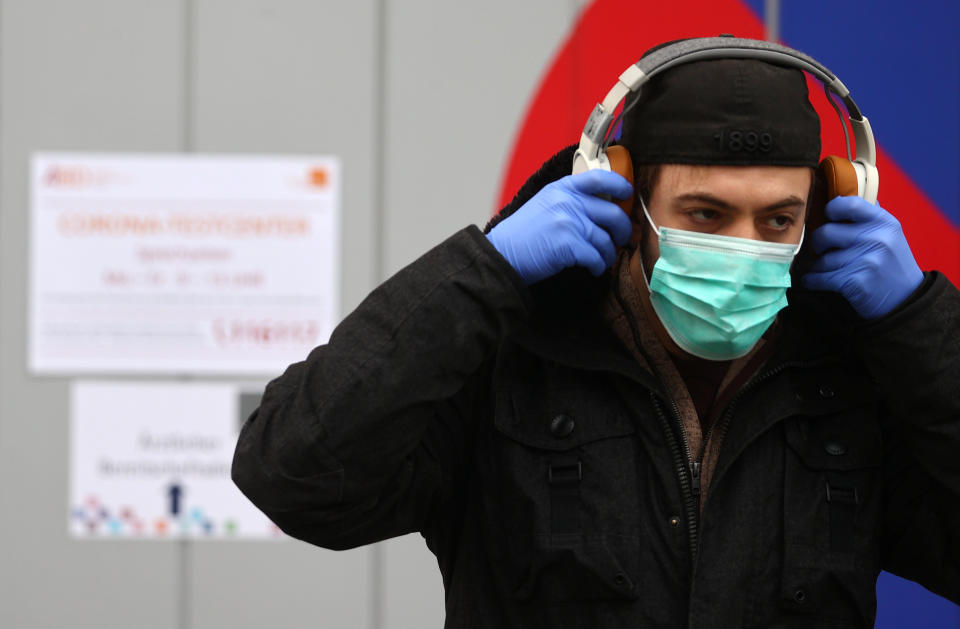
[69,380,282,540]
[31,153,340,375]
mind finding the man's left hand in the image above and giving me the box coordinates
[803,196,923,320]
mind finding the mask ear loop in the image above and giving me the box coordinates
[638,196,661,237]
[792,225,806,256]
[642,194,806,255]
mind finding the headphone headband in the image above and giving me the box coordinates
[637,37,837,91]
[573,36,878,203]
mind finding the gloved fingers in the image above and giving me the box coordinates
[824,195,883,223]
[809,221,868,255]
[806,243,872,274]
[801,268,848,293]
[578,195,633,246]
[566,169,634,200]
[567,238,608,276]
[580,220,618,268]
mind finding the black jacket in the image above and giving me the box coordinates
[232,150,960,628]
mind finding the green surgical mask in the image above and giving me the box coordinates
[640,198,803,361]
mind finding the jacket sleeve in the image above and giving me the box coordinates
[858,272,960,601]
[232,226,532,550]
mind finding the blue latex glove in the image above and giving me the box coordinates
[486,170,633,285]
[803,196,923,319]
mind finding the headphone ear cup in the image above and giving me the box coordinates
[819,155,860,198]
[604,145,634,217]
[811,155,860,231]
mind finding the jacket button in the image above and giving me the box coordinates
[550,414,575,437]
[824,440,847,456]
[818,385,835,399]
[669,516,681,528]
[793,589,808,604]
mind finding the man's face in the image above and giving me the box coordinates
[641,164,812,275]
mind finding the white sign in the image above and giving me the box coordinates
[30,153,340,375]
[70,381,282,540]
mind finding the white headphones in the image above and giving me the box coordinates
[571,36,879,204]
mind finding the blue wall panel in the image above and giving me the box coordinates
[780,0,959,226]
[877,573,960,628]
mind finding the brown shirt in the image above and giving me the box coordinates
[669,352,731,437]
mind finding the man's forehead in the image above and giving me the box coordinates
[656,164,813,198]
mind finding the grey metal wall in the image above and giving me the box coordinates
[0,0,580,627]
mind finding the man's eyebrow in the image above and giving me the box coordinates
[674,193,735,210]
[761,196,807,212]
[674,192,806,212]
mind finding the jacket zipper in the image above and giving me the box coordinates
[651,394,699,564]
[689,461,702,498]
[658,360,816,571]
[688,359,832,569]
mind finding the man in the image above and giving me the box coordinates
[232,37,960,627]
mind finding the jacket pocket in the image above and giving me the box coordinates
[485,383,644,603]
[779,386,882,627]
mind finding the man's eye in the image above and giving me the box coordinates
[688,209,720,222]
[765,215,794,230]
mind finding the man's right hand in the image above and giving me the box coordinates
[485,170,634,285]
